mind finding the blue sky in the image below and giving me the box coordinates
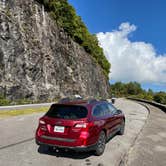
[68,0,166,92]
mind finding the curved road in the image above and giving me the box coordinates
[0,99,158,166]
[124,103,166,166]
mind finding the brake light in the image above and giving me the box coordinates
[80,131,89,138]
[39,120,45,124]
[41,126,47,131]
[39,120,47,131]
[75,123,87,128]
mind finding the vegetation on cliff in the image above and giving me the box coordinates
[110,82,166,105]
[37,0,110,77]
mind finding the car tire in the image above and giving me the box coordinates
[118,120,125,135]
[94,131,106,156]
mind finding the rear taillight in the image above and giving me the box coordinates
[39,120,45,124]
[75,123,87,128]
[80,131,89,138]
[39,119,47,131]
[40,126,47,131]
[75,122,94,128]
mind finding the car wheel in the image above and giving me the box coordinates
[94,131,106,156]
[118,120,125,135]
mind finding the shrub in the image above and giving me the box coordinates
[0,95,11,106]
[153,92,166,104]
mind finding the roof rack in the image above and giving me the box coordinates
[58,97,70,104]
[58,97,98,104]
[87,99,98,104]
[100,99,108,102]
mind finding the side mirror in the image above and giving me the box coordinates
[111,98,115,104]
[114,109,122,115]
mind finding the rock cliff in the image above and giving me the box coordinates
[0,0,110,101]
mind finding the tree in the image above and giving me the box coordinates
[125,82,142,95]
[110,82,127,97]
[110,81,166,105]
[153,92,166,104]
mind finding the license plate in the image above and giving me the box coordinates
[54,126,65,133]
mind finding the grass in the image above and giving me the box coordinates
[0,107,49,119]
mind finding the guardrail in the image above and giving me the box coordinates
[127,97,166,112]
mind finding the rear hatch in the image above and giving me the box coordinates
[42,104,88,140]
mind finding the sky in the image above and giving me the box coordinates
[68,0,166,92]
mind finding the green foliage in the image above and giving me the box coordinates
[110,82,127,97]
[126,82,142,95]
[0,95,11,106]
[153,92,166,104]
[110,82,166,105]
[15,99,33,105]
[37,0,110,77]
[110,82,144,97]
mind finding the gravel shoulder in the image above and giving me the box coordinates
[0,99,149,166]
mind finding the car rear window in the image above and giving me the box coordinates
[45,104,88,119]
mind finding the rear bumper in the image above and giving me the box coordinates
[36,139,96,152]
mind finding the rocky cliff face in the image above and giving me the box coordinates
[0,0,110,101]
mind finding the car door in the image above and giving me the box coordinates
[103,103,117,137]
[91,104,106,143]
[97,103,114,137]
[107,103,122,132]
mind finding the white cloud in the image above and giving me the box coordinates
[97,22,166,84]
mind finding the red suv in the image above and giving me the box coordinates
[35,98,125,156]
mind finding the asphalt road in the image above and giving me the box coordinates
[0,99,149,166]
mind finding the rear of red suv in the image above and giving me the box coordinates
[36,103,95,149]
[36,99,125,155]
